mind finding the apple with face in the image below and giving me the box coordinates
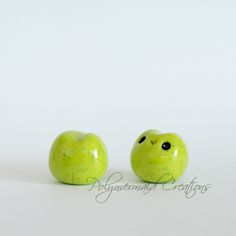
[49,131,108,185]
[130,129,188,183]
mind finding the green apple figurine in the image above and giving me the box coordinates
[130,129,188,183]
[49,131,108,185]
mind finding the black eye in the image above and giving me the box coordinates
[138,136,146,144]
[162,142,171,150]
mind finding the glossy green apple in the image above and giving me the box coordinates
[130,129,188,183]
[49,131,108,185]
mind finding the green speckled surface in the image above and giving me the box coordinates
[49,131,108,185]
[130,129,188,183]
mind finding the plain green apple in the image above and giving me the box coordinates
[49,131,108,185]
[130,129,188,183]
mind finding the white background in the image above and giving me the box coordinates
[0,1,235,235]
